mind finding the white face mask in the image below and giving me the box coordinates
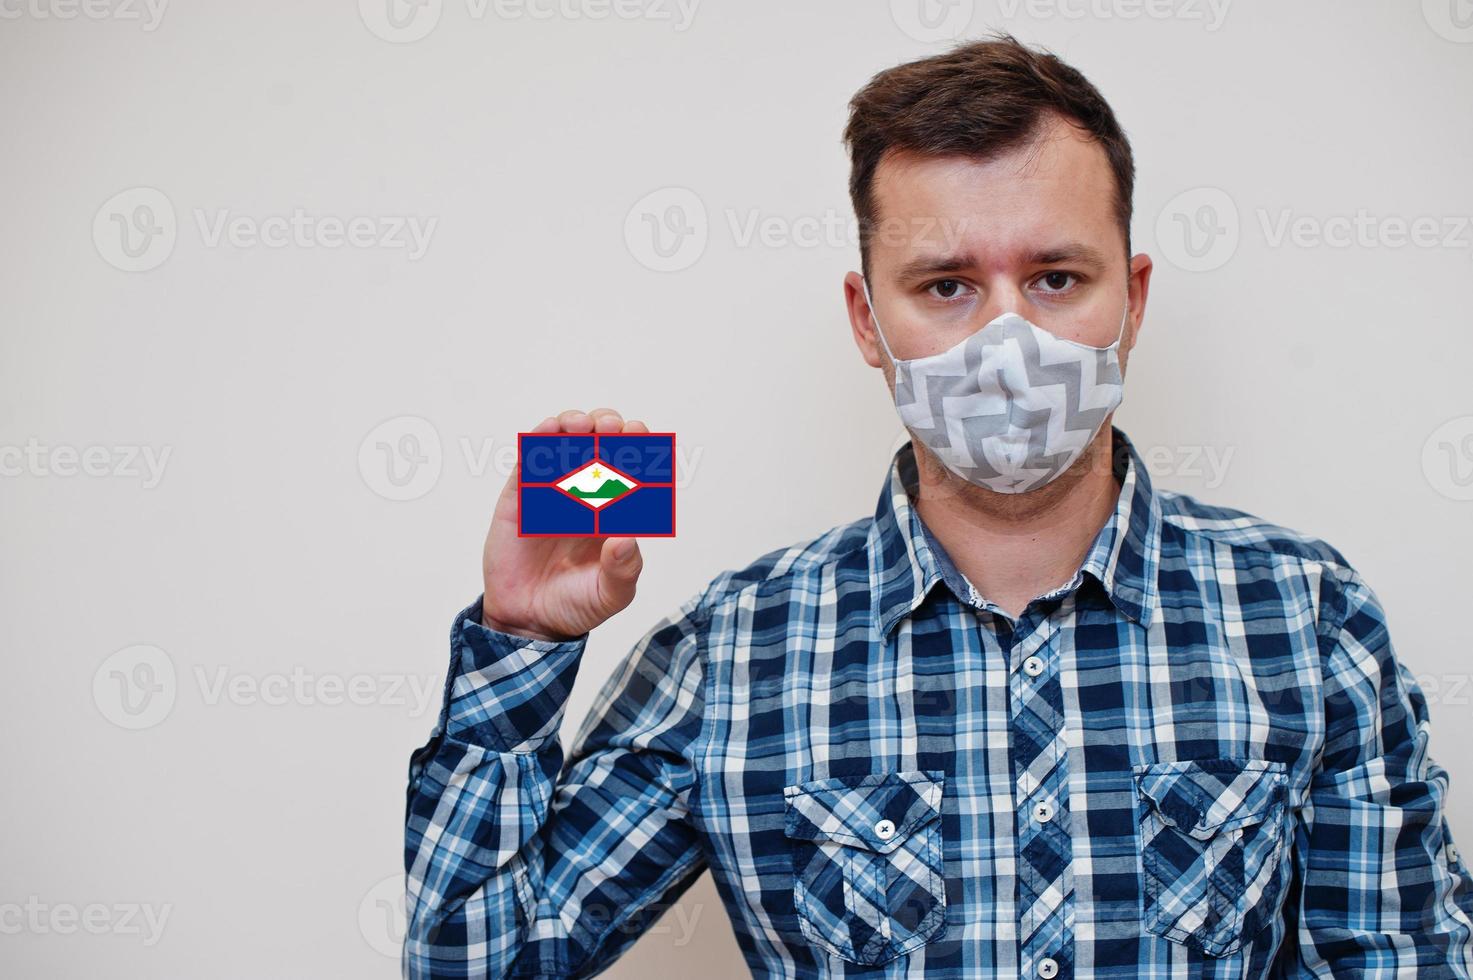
[863,277,1129,494]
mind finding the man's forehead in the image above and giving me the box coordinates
[874,145,1112,217]
[866,127,1120,268]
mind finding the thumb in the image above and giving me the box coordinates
[596,536,642,612]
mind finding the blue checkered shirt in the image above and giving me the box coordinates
[404,427,1473,978]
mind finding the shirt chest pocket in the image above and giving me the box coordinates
[783,770,948,966]
[1135,758,1291,958]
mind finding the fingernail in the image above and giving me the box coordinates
[614,539,636,561]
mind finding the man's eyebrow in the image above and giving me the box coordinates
[1027,242,1110,269]
[891,242,1111,283]
[894,253,977,283]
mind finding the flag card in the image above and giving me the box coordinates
[517,432,676,537]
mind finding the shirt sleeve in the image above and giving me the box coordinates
[1277,566,1473,976]
[403,590,712,979]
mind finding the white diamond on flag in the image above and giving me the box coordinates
[556,461,639,509]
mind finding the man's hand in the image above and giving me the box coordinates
[481,408,648,642]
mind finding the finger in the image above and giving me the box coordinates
[502,418,558,515]
[557,409,593,432]
[506,417,557,508]
[494,457,521,518]
[588,407,625,433]
[595,536,642,611]
[622,419,650,433]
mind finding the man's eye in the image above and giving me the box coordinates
[1038,271,1076,292]
[929,279,965,299]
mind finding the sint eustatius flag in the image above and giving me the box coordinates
[517,432,676,536]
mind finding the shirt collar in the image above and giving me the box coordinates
[868,426,1162,638]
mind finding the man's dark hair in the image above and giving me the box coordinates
[843,34,1135,278]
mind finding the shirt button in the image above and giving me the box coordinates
[1023,655,1044,677]
[874,819,896,841]
[1033,801,1054,824]
[1037,956,1059,978]
[1449,843,1461,864]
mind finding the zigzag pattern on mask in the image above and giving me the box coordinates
[892,314,1122,492]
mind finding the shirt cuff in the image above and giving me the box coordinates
[441,596,590,753]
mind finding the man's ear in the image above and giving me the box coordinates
[1123,252,1154,357]
[844,270,887,370]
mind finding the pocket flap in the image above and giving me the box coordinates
[1135,759,1286,840]
[784,770,944,854]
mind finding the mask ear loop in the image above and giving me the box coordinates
[1103,295,1132,358]
[1036,293,1133,354]
[861,277,902,366]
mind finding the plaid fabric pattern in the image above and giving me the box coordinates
[784,770,948,964]
[1135,759,1291,958]
[404,427,1473,978]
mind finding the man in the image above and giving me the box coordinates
[403,36,1473,978]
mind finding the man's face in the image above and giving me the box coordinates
[846,113,1152,388]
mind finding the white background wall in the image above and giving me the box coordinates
[2,1,1471,975]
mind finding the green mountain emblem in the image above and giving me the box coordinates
[568,478,630,501]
